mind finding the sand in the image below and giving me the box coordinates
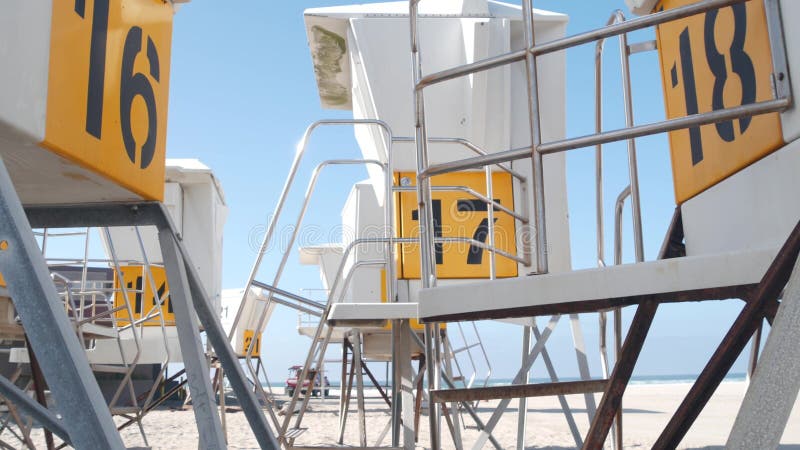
[11,381,800,449]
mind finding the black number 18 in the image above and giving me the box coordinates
[670,4,756,165]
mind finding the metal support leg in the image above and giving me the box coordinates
[391,322,402,447]
[337,349,356,445]
[218,368,228,444]
[727,256,800,448]
[410,327,502,450]
[569,314,597,423]
[585,300,658,449]
[157,207,280,450]
[400,322,416,450]
[27,341,54,450]
[0,375,70,445]
[746,319,763,381]
[341,339,350,442]
[442,334,463,449]
[471,315,560,450]
[516,325,531,450]
[0,159,125,449]
[352,330,367,447]
[613,307,623,450]
[654,219,800,449]
[159,229,227,450]
[532,325,582,448]
[423,323,441,448]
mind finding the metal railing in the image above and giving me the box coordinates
[412,0,792,277]
[409,0,792,448]
[35,225,179,445]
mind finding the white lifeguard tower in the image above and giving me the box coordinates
[235,0,800,449]
[0,2,279,448]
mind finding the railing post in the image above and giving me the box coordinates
[521,0,548,274]
[409,1,442,448]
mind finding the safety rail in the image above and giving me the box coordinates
[393,135,532,277]
[33,225,180,444]
[233,118,529,415]
[594,10,644,449]
[240,157,388,427]
[412,0,792,277]
[409,0,792,447]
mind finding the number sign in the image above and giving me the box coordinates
[656,0,783,203]
[396,172,518,279]
[379,269,441,331]
[242,329,262,357]
[44,0,173,201]
[114,265,175,326]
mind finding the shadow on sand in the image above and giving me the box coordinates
[685,446,800,450]
[472,407,658,414]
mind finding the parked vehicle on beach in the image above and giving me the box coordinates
[285,365,330,397]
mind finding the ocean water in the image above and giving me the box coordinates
[485,373,747,386]
[289,373,747,389]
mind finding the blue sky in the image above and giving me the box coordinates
[165,0,754,381]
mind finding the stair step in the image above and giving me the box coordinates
[452,343,480,354]
[285,427,307,439]
[91,364,131,374]
[111,406,140,415]
[77,322,119,339]
[289,447,402,450]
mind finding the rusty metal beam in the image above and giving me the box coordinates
[583,299,659,449]
[653,219,800,450]
[431,380,607,403]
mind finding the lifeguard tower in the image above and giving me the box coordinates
[0,2,280,449]
[232,0,800,449]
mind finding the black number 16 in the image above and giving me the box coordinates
[75,0,161,169]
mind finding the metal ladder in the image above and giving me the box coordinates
[443,322,491,401]
[233,117,534,448]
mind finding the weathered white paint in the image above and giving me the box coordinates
[682,139,800,257]
[418,247,777,320]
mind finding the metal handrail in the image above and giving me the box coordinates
[229,119,396,344]
[393,185,527,223]
[418,96,790,178]
[393,134,533,274]
[408,1,792,448]
[251,280,325,311]
[538,98,790,154]
[240,156,393,436]
[413,0,792,279]
[242,158,386,363]
[614,186,632,267]
[595,11,642,447]
[337,259,387,303]
[416,0,751,90]
[392,136,526,182]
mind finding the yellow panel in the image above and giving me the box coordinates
[113,265,174,326]
[242,329,262,357]
[656,0,783,203]
[379,269,441,331]
[397,172,518,279]
[44,0,174,201]
[0,273,5,288]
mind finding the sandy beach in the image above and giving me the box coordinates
[15,380,797,449]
